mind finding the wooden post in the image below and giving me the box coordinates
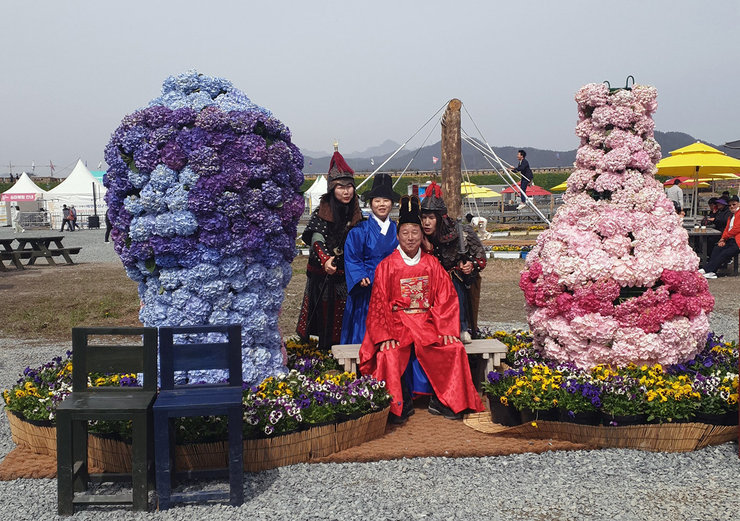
[441,99,462,220]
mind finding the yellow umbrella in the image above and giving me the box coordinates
[550,181,568,192]
[679,180,710,188]
[656,142,740,221]
[696,173,740,180]
[461,181,500,198]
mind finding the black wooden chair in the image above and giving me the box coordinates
[56,327,158,515]
[153,324,244,510]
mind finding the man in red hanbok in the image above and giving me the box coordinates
[359,195,484,424]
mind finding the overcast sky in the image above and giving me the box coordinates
[1,0,738,176]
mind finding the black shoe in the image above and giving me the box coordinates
[388,413,408,425]
[428,395,463,420]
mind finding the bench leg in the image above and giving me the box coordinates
[227,406,244,507]
[154,412,172,511]
[57,413,74,515]
[131,412,150,511]
[483,354,494,377]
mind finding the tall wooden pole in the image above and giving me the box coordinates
[441,98,462,220]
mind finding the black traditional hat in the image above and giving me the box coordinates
[420,182,447,214]
[363,173,400,203]
[327,149,355,189]
[398,195,422,227]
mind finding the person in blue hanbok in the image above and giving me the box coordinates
[340,173,400,344]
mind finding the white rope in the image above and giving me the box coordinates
[461,131,551,225]
[393,114,443,188]
[460,145,481,218]
[356,100,449,190]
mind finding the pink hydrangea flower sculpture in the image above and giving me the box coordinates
[520,82,714,369]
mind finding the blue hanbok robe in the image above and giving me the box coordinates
[341,217,398,344]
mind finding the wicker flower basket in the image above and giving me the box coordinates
[335,407,389,452]
[5,407,390,473]
[6,410,57,457]
[87,434,132,473]
[497,419,737,452]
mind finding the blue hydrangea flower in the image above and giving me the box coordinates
[104,70,303,387]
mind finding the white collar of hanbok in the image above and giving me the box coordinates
[396,245,421,266]
[371,212,391,235]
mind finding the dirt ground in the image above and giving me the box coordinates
[1,258,738,341]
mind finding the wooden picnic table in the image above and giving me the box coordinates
[686,228,721,265]
[0,236,81,271]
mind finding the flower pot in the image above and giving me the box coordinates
[488,396,522,426]
[493,251,521,259]
[519,407,558,423]
[602,412,648,426]
[520,251,529,260]
[694,410,738,426]
[558,408,600,425]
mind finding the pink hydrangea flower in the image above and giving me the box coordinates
[522,82,712,369]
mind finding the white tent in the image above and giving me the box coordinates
[1,172,48,226]
[303,175,327,213]
[46,159,107,228]
[1,172,47,202]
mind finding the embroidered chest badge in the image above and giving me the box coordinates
[399,276,430,310]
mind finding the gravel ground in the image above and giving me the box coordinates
[2,336,740,520]
[2,227,740,519]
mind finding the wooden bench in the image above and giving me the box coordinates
[331,338,509,376]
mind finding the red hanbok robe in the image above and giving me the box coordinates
[359,249,484,417]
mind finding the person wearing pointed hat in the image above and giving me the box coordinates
[420,182,487,344]
[340,173,401,344]
[296,147,363,351]
[359,195,484,424]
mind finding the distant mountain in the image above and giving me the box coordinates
[345,140,409,159]
[300,131,740,174]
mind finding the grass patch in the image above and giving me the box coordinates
[0,264,141,340]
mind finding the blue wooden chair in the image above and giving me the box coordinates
[153,324,244,510]
[56,327,158,515]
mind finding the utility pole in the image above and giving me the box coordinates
[441,98,462,220]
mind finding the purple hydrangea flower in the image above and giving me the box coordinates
[104,70,304,386]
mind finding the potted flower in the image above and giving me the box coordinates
[482,369,523,426]
[693,373,739,426]
[505,364,562,422]
[557,378,602,425]
[640,368,700,423]
[492,245,524,260]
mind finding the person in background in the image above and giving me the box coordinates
[511,149,533,210]
[12,205,24,233]
[420,183,487,343]
[70,205,80,230]
[359,195,484,424]
[701,195,740,279]
[665,178,684,209]
[60,204,72,232]
[671,200,685,218]
[341,173,400,344]
[296,148,362,351]
[703,198,731,232]
[703,198,730,257]
[104,212,112,242]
